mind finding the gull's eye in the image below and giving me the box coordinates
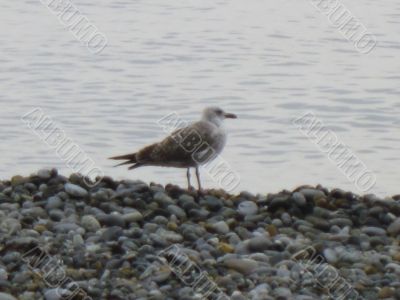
[215,109,223,115]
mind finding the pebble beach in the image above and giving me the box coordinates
[0,169,400,300]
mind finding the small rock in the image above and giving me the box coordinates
[218,242,234,253]
[379,286,395,298]
[0,269,8,281]
[162,230,183,243]
[1,218,21,235]
[292,191,306,206]
[37,169,52,180]
[9,237,38,248]
[188,208,210,220]
[299,188,325,200]
[45,196,63,210]
[154,192,174,206]
[362,226,387,236]
[268,196,290,211]
[248,237,272,252]
[329,218,353,227]
[212,221,230,234]
[203,196,223,211]
[123,211,143,223]
[18,292,36,300]
[266,224,278,236]
[281,212,291,225]
[101,226,123,241]
[167,205,186,219]
[54,223,81,233]
[224,258,258,274]
[49,209,64,221]
[81,215,101,232]
[21,206,46,217]
[178,194,195,203]
[72,234,84,247]
[65,183,88,197]
[231,291,246,300]
[44,289,71,300]
[274,287,292,299]
[11,175,28,186]
[388,218,400,235]
[148,290,163,300]
[306,216,330,231]
[97,214,126,227]
[0,293,17,300]
[385,262,400,274]
[323,248,338,264]
[249,284,270,299]
[238,201,258,216]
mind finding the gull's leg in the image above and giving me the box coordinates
[186,168,191,190]
[195,166,202,191]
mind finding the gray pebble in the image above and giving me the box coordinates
[81,215,101,232]
[362,226,387,236]
[299,188,325,200]
[388,218,400,235]
[238,201,258,216]
[44,289,71,300]
[167,205,186,219]
[248,237,272,252]
[0,269,8,281]
[122,211,143,223]
[37,169,52,180]
[46,196,64,210]
[323,248,338,264]
[97,213,125,227]
[212,221,230,234]
[65,183,88,197]
[154,192,174,206]
[224,258,258,274]
[292,192,307,206]
[0,293,18,300]
[274,287,292,299]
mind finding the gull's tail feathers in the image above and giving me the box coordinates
[109,143,158,170]
[109,153,137,160]
[109,152,138,167]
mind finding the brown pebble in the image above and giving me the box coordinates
[218,242,234,253]
[267,224,278,236]
[379,286,395,298]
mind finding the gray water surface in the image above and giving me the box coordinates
[1,0,399,196]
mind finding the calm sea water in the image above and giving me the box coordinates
[1,0,399,196]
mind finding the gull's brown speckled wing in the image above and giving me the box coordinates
[139,121,224,168]
[110,120,225,169]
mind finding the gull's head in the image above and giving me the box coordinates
[202,107,237,126]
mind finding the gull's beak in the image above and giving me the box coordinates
[224,112,237,119]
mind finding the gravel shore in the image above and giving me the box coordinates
[0,169,400,300]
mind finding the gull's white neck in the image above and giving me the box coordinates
[202,115,224,127]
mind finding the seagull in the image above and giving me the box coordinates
[109,107,237,191]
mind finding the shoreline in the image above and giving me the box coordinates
[0,169,399,299]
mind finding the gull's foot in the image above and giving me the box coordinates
[187,185,197,193]
[190,188,206,201]
[197,188,206,197]
[185,187,206,199]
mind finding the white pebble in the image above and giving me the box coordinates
[238,201,258,216]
